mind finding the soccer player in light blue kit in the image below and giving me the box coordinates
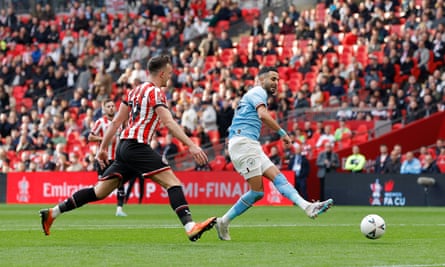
[215,67,334,241]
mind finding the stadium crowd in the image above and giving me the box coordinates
[0,0,445,173]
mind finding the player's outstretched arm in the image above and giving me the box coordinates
[257,104,291,144]
[155,105,208,166]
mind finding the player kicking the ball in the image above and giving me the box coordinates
[215,67,333,241]
[40,55,216,241]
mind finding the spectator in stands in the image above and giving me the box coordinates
[432,30,445,63]
[329,76,345,101]
[76,64,94,93]
[199,101,218,133]
[400,151,421,174]
[250,18,264,36]
[66,152,84,172]
[335,101,352,121]
[334,119,351,142]
[316,125,335,148]
[128,61,148,86]
[0,85,10,113]
[310,84,324,110]
[15,126,35,152]
[131,37,150,65]
[166,25,182,50]
[181,101,198,135]
[32,3,44,19]
[263,10,278,33]
[288,145,309,199]
[364,55,380,89]
[216,99,234,139]
[293,91,310,109]
[162,134,179,170]
[344,145,366,172]
[16,26,32,45]
[383,149,401,174]
[10,65,26,87]
[422,153,441,174]
[434,139,444,157]
[371,101,388,120]
[199,31,219,57]
[194,124,211,148]
[413,40,430,82]
[279,16,295,35]
[0,147,9,172]
[183,18,200,43]
[380,56,395,88]
[316,142,339,200]
[405,98,423,124]
[93,65,112,99]
[268,145,282,169]
[5,7,18,31]
[421,94,438,117]
[73,11,89,32]
[301,121,313,141]
[193,17,209,36]
[400,50,415,77]
[150,31,168,58]
[211,0,232,26]
[218,31,233,49]
[418,145,431,165]
[0,113,12,138]
[41,3,55,21]
[374,144,390,174]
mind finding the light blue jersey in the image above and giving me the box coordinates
[228,86,267,141]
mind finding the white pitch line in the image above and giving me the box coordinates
[1,223,445,232]
[373,264,445,267]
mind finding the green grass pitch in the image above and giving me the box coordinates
[1,204,445,267]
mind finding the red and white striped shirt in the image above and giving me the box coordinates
[91,115,119,160]
[120,82,167,144]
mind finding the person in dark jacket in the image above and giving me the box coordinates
[288,145,310,199]
[383,150,401,174]
[374,144,391,174]
[421,154,441,174]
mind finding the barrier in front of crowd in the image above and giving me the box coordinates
[4,171,293,206]
[2,171,445,206]
[325,173,445,206]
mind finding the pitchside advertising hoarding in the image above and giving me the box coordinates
[325,173,445,206]
[6,171,293,205]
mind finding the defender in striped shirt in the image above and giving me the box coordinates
[40,55,216,242]
[88,99,128,217]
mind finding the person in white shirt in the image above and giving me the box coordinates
[316,125,335,148]
[181,102,198,134]
[130,38,150,64]
[128,61,148,85]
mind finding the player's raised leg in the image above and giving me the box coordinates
[40,177,120,235]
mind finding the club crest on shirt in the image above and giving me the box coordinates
[247,158,256,169]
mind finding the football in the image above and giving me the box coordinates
[360,214,386,239]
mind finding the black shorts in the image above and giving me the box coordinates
[94,159,114,177]
[102,139,170,183]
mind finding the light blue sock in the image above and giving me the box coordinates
[273,173,309,209]
[223,190,264,222]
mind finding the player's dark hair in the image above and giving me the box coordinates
[147,55,171,74]
[257,66,278,77]
[102,98,113,106]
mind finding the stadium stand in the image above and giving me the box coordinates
[0,0,444,173]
